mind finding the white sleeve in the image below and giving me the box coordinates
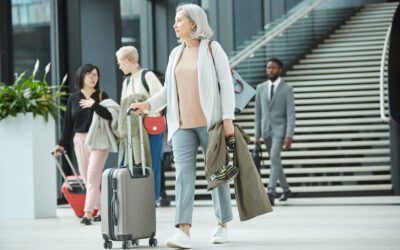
[145,71,163,98]
[211,41,235,120]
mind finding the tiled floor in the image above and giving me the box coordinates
[1,197,400,250]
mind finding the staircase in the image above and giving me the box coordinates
[164,2,398,200]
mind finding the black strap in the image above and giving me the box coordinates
[126,70,150,94]
[141,69,150,94]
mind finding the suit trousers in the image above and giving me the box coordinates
[73,133,109,213]
[264,136,290,193]
[171,127,233,227]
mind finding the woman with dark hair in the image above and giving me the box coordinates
[54,64,112,225]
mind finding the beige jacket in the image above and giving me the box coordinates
[85,99,120,152]
[206,122,273,221]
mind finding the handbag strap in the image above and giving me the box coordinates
[208,41,243,93]
[99,90,104,102]
[208,41,220,92]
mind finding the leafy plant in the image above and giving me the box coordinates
[0,60,69,121]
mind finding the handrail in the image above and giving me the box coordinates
[379,25,391,123]
[229,0,326,68]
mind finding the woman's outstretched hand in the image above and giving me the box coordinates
[129,102,151,115]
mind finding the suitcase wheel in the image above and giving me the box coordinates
[122,241,131,249]
[131,240,139,246]
[103,240,112,249]
[149,237,157,247]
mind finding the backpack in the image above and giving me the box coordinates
[140,69,165,95]
[138,69,167,116]
[125,69,164,95]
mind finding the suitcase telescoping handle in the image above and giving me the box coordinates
[50,150,85,191]
[127,108,146,176]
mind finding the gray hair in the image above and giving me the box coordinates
[115,46,139,63]
[176,3,213,40]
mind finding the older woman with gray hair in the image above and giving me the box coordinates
[131,3,235,249]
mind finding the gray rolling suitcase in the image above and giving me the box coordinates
[101,110,157,249]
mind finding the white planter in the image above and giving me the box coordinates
[0,113,57,219]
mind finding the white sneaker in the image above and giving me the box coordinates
[165,229,192,249]
[211,226,228,244]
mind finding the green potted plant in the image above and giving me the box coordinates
[0,60,69,219]
[0,60,68,121]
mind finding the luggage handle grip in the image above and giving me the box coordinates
[51,151,72,191]
[127,108,146,176]
[50,151,85,190]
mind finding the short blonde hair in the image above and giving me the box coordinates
[115,46,139,63]
[176,3,213,40]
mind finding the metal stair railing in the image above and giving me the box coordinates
[379,24,391,123]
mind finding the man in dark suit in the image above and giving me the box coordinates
[255,57,295,205]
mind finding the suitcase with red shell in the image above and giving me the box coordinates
[52,151,97,218]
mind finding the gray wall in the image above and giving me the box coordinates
[65,0,121,169]
[234,0,264,48]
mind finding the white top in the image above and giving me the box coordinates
[120,69,163,116]
[267,77,281,99]
[147,39,235,142]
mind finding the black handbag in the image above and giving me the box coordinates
[252,144,263,174]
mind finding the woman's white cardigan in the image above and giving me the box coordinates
[147,39,235,142]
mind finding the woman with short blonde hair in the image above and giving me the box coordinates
[115,45,164,204]
[116,46,139,64]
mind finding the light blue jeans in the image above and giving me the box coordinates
[171,127,233,227]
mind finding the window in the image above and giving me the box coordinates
[120,0,141,50]
[12,0,51,79]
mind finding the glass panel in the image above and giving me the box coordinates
[230,0,357,86]
[11,0,51,80]
[120,0,141,50]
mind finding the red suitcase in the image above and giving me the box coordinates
[52,151,97,218]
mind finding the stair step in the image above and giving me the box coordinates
[325,35,386,43]
[350,13,396,20]
[319,40,384,48]
[264,166,390,174]
[165,166,390,179]
[165,175,391,188]
[287,66,379,75]
[345,18,393,26]
[242,124,388,133]
[307,50,382,58]
[312,45,383,53]
[294,90,379,98]
[290,78,379,86]
[284,72,379,81]
[336,26,390,34]
[329,31,386,38]
[245,96,379,107]
[294,61,379,69]
[295,84,379,93]
[339,22,392,30]
[165,184,392,197]
[300,56,381,64]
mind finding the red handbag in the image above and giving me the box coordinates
[143,114,166,135]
